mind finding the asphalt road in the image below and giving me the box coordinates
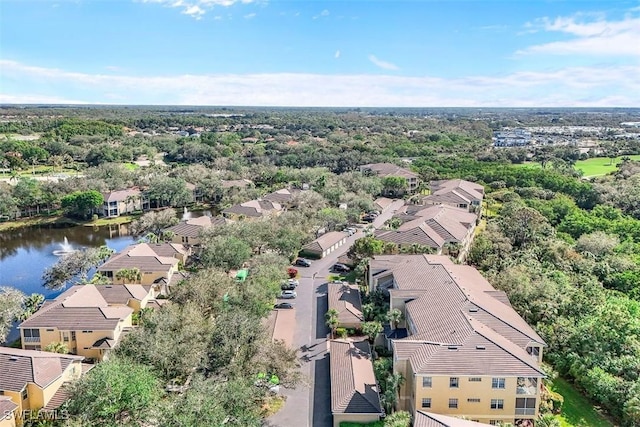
[266,200,404,427]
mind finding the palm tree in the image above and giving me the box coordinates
[115,268,142,284]
[325,309,339,339]
[382,372,405,414]
[386,308,403,330]
[44,341,69,354]
[16,293,45,321]
[362,321,383,344]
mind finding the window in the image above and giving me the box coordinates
[81,330,93,333]
[62,332,69,342]
[489,421,498,426]
[71,331,76,340]
[468,377,482,382]
[527,346,540,356]
[492,377,506,389]
[23,329,40,342]
[467,398,481,403]
[449,377,459,388]
[490,399,504,409]
[422,377,432,388]
[516,397,537,415]
[448,398,458,409]
[421,398,431,408]
[21,388,28,400]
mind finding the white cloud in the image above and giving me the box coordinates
[139,0,256,19]
[368,55,399,71]
[519,12,640,56]
[320,9,329,16]
[244,12,255,19]
[334,50,341,59]
[1,59,638,107]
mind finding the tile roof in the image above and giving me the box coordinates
[165,216,228,238]
[0,347,83,392]
[330,340,382,415]
[102,187,142,203]
[377,205,475,248]
[95,284,150,305]
[372,254,546,377]
[0,396,18,415]
[328,283,364,325]
[19,285,133,331]
[414,411,486,427]
[361,163,419,179]
[263,188,302,204]
[430,179,485,200]
[222,199,282,217]
[303,231,348,253]
[43,386,70,410]
[98,243,179,273]
[373,197,394,211]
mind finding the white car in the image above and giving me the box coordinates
[287,278,299,287]
[345,227,357,236]
[279,290,297,299]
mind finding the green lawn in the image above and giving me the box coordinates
[551,378,614,427]
[121,162,140,170]
[574,155,640,177]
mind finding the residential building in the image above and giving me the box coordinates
[94,283,158,313]
[360,163,420,194]
[493,129,532,147]
[368,255,546,425]
[419,179,484,214]
[19,285,134,361]
[375,205,477,259]
[328,283,364,329]
[0,396,18,427]
[222,199,282,220]
[184,182,204,203]
[373,197,394,213]
[97,243,188,289]
[221,179,254,190]
[330,340,383,427]
[415,411,487,426]
[0,347,84,419]
[100,187,149,218]
[165,215,229,246]
[301,231,348,259]
[262,187,302,206]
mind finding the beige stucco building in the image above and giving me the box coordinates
[369,255,546,426]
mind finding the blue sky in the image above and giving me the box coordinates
[1,0,639,106]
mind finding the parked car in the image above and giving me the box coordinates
[274,302,294,309]
[362,215,376,223]
[295,258,312,267]
[279,290,297,299]
[344,227,357,236]
[281,282,296,290]
[332,263,351,273]
[287,278,299,287]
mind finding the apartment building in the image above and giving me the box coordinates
[97,243,188,290]
[19,285,134,361]
[0,347,84,419]
[222,199,283,220]
[166,215,229,246]
[360,163,420,194]
[369,255,546,426]
[419,179,485,214]
[101,187,149,218]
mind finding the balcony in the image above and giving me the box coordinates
[23,336,41,343]
[515,408,536,415]
[517,386,538,395]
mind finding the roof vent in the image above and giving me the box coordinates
[469,307,478,312]
[447,346,458,350]
[476,345,486,350]
[9,356,18,361]
[105,286,112,288]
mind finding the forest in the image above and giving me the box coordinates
[1,106,640,426]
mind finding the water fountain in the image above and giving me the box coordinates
[52,237,75,256]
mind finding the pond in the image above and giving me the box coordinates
[0,208,212,343]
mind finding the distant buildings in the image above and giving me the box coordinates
[166,215,229,246]
[360,163,420,194]
[222,199,282,220]
[493,129,532,147]
[101,187,149,218]
[301,231,349,259]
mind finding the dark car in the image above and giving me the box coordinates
[274,302,294,309]
[362,215,376,223]
[295,258,312,267]
[332,263,351,273]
